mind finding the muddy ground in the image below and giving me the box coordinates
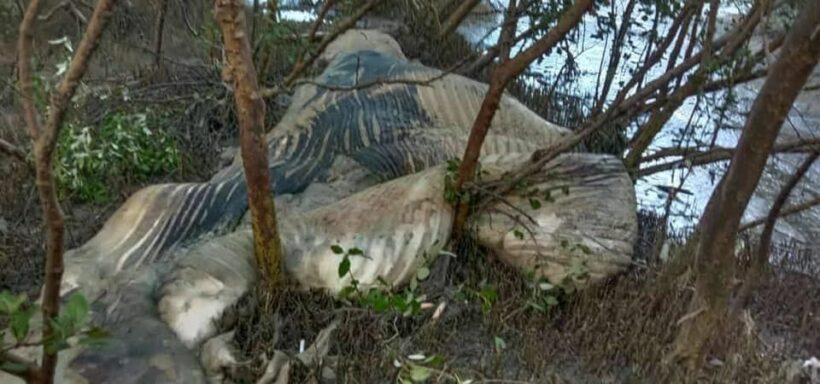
[0,2,818,383]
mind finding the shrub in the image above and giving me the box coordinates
[55,111,180,203]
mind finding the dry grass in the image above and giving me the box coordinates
[224,212,818,383]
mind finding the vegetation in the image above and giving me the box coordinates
[0,0,818,383]
[55,111,179,202]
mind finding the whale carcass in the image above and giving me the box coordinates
[2,30,637,383]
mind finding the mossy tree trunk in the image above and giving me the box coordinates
[214,0,284,287]
[671,0,820,368]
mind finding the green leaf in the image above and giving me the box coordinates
[330,244,344,254]
[416,267,430,281]
[560,239,569,248]
[578,244,593,255]
[512,229,524,240]
[422,354,445,367]
[0,291,26,314]
[339,286,357,299]
[544,295,559,307]
[369,291,390,313]
[543,190,553,202]
[494,336,507,351]
[348,247,364,256]
[393,295,408,312]
[338,256,351,278]
[562,186,570,195]
[528,198,542,210]
[10,307,33,342]
[61,292,89,333]
[479,286,498,302]
[410,365,431,382]
[0,362,29,373]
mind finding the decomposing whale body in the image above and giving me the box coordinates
[3,30,637,383]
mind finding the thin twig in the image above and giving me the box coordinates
[636,139,820,177]
[0,351,40,381]
[38,0,87,23]
[308,0,338,41]
[294,63,457,92]
[260,0,384,98]
[0,138,27,162]
[738,195,820,232]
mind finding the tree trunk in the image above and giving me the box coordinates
[215,0,284,287]
[17,0,118,382]
[671,1,820,368]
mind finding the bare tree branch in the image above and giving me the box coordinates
[0,351,41,382]
[734,152,818,312]
[738,195,820,232]
[294,66,455,92]
[636,139,820,177]
[38,0,87,24]
[439,0,481,38]
[754,152,818,264]
[483,0,776,200]
[260,0,384,98]
[0,138,27,162]
[18,0,43,140]
[592,0,636,115]
[308,0,338,42]
[152,0,168,70]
